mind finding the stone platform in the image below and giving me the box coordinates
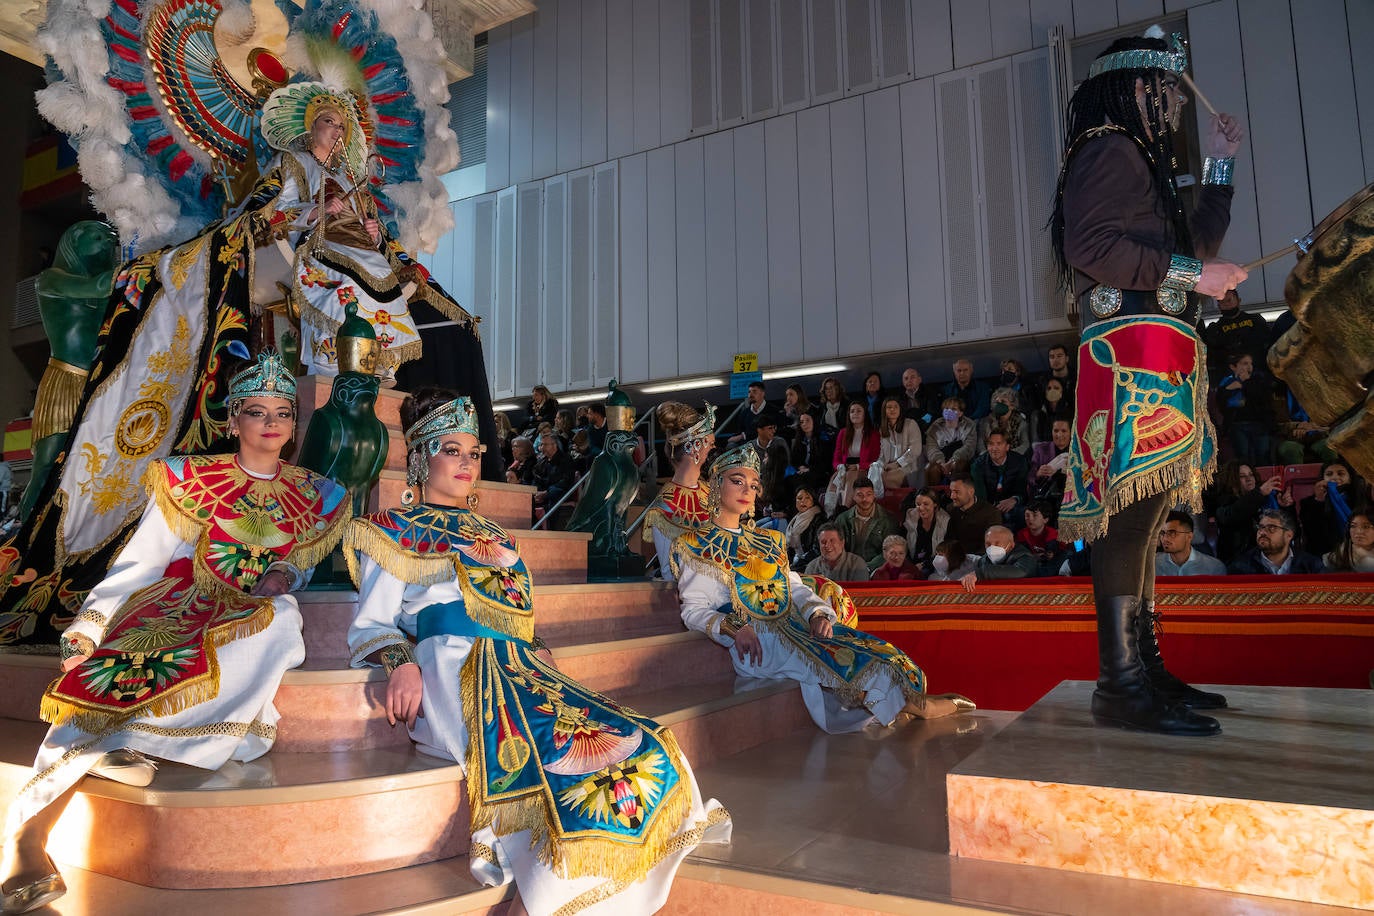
[946,681,1374,909]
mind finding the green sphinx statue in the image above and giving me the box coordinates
[567,381,645,579]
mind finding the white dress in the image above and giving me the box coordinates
[348,506,730,916]
[6,496,307,834]
[673,525,926,734]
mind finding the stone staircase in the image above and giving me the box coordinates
[0,379,817,913]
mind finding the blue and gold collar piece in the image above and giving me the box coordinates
[670,525,791,621]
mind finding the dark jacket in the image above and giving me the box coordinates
[972,543,1038,581]
[970,451,1029,508]
[1227,547,1324,575]
[532,449,574,499]
[946,500,1003,557]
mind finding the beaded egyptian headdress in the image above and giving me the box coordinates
[712,443,763,478]
[1086,28,1188,79]
[403,396,482,492]
[228,350,297,412]
[666,403,717,459]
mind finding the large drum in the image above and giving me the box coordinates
[1268,180,1374,481]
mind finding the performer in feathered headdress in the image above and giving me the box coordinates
[1049,28,1248,735]
[0,352,350,914]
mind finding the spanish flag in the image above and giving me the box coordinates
[21,135,81,209]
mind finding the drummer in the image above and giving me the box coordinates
[1049,29,1247,736]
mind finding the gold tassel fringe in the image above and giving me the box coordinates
[460,644,697,884]
[32,360,89,441]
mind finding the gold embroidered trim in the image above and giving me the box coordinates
[19,736,106,797]
[123,719,276,741]
[71,609,108,629]
[460,642,694,888]
[351,632,412,667]
[469,841,498,867]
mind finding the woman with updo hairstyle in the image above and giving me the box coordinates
[642,400,718,578]
[347,387,729,916]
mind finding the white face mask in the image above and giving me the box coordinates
[985,544,1008,563]
[932,555,950,574]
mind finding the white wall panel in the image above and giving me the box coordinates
[764,115,805,363]
[1291,0,1363,220]
[508,17,536,185]
[734,123,771,361]
[634,0,663,150]
[557,0,583,175]
[936,72,982,340]
[990,0,1033,58]
[977,64,1026,335]
[1070,0,1115,35]
[1030,0,1075,43]
[593,162,619,385]
[809,0,844,101]
[746,0,777,118]
[951,0,993,69]
[796,106,838,359]
[618,155,650,383]
[646,148,679,378]
[1188,0,1265,303]
[567,170,595,389]
[777,1,810,111]
[660,0,692,143]
[864,86,910,350]
[531,4,559,180]
[1115,0,1164,27]
[675,139,711,373]
[515,182,544,392]
[830,97,874,356]
[486,24,511,191]
[1352,0,1374,183]
[900,79,947,346]
[494,187,517,398]
[876,0,913,86]
[471,196,497,351]
[450,197,477,311]
[543,176,569,391]
[689,0,716,132]
[912,0,953,77]
[581,0,609,167]
[605,0,635,159]
[1239,0,1313,298]
[1165,0,1210,9]
[842,0,877,94]
[1013,50,1064,330]
[718,0,747,124]
[704,131,739,360]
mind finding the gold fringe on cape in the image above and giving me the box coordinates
[39,597,275,734]
[459,642,695,884]
[144,458,353,599]
[344,515,535,644]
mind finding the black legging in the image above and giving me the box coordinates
[1089,491,1171,600]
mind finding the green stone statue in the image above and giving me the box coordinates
[23,221,119,518]
[567,381,645,579]
[296,300,388,520]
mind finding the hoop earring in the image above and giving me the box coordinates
[467,485,480,511]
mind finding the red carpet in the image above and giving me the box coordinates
[847,575,1374,711]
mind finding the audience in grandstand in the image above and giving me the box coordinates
[531,434,574,511]
[1228,508,1324,575]
[1030,377,1074,444]
[1016,500,1063,576]
[524,384,559,433]
[1299,459,1369,558]
[928,538,978,582]
[789,412,830,496]
[1038,343,1075,399]
[1028,419,1072,511]
[1324,512,1374,573]
[785,486,825,571]
[944,358,992,420]
[751,412,791,516]
[859,371,886,426]
[781,384,814,442]
[1155,511,1227,576]
[903,488,950,578]
[1215,352,1277,467]
[804,524,869,581]
[506,435,536,486]
[978,387,1032,456]
[816,377,850,437]
[1202,290,1270,376]
[728,381,771,445]
[970,429,1030,528]
[877,397,923,489]
[897,367,938,431]
[945,476,1002,558]
[834,478,898,565]
[923,397,978,486]
[870,535,920,580]
[585,403,608,456]
[958,525,1036,591]
[997,359,1040,413]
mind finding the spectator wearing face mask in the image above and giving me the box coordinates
[924,397,978,485]
[978,387,1031,456]
[959,525,1037,591]
[928,538,977,582]
[998,359,1041,412]
[1031,377,1074,444]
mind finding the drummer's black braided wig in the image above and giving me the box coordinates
[1050,36,1193,290]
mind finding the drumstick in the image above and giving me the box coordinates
[1180,72,1218,117]
[1240,244,1299,273]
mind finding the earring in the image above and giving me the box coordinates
[401,488,416,506]
[467,485,481,511]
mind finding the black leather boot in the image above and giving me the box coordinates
[1091,595,1221,736]
[1137,602,1227,709]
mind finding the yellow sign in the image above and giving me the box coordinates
[733,352,759,374]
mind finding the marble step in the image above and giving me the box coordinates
[0,631,739,752]
[297,581,682,665]
[0,679,808,889]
